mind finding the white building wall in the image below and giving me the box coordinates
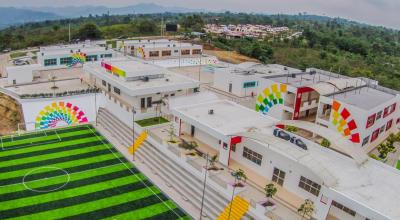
[19,94,98,131]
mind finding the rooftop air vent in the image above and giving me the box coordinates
[208,109,214,115]
[165,78,170,82]
[142,76,149,82]
[284,67,288,70]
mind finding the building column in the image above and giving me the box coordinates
[314,193,332,220]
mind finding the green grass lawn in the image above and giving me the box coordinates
[136,117,169,127]
[0,124,190,220]
[396,160,400,170]
[10,51,27,59]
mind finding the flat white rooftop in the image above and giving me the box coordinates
[84,58,199,96]
[327,86,398,110]
[123,39,201,48]
[172,98,278,136]
[39,44,111,56]
[172,97,400,219]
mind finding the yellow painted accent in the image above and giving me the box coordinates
[257,95,264,103]
[280,84,287,92]
[263,88,271,96]
[45,106,51,111]
[128,131,148,154]
[276,92,282,99]
[340,119,346,127]
[332,111,339,119]
[337,126,343,132]
[271,84,278,93]
[217,196,249,220]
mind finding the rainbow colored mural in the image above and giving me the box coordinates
[67,53,86,67]
[331,100,360,143]
[35,102,88,129]
[101,62,126,77]
[137,47,146,58]
[256,83,287,114]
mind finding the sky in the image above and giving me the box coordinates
[0,0,399,29]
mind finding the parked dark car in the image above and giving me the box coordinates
[273,128,291,141]
[290,136,308,150]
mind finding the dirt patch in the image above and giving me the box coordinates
[0,93,23,135]
[204,50,259,64]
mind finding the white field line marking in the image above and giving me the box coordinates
[22,166,71,193]
[0,163,124,188]
[86,125,183,219]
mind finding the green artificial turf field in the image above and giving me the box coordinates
[0,124,190,220]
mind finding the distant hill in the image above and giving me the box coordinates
[0,7,60,29]
[25,3,202,18]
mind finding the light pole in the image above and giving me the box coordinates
[132,107,135,161]
[199,153,209,219]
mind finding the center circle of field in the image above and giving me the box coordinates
[22,167,70,193]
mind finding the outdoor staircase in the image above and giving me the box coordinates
[97,108,255,220]
[128,131,148,154]
[217,196,250,220]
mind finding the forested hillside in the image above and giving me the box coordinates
[1,12,400,89]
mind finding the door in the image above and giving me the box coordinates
[107,83,111,92]
[228,83,232,93]
[141,98,146,109]
[190,125,195,137]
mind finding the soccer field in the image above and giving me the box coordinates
[0,125,190,220]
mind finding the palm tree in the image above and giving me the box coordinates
[264,183,277,199]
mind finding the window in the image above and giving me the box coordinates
[147,97,152,108]
[102,80,106,86]
[386,119,393,131]
[192,49,202,55]
[383,106,390,118]
[104,54,112,58]
[362,136,370,146]
[366,114,376,128]
[44,58,57,66]
[298,176,321,196]
[171,93,175,97]
[371,128,380,142]
[113,87,120,95]
[141,98,145,108]
[331,201,356,217]
[174,50,179,53]
[379,125,385,134]
[231,144,236,152]
[149,51,159,57]
[60,57,72,65]
[376,111,383,120]
[243,81,257,88]
[181,49,190,55]
[242,147,262,166]
[86,55,98,61]
[162,50,171,56]
[272,167,286,186]
[390,103,397,114]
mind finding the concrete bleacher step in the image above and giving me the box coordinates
[96,108,254,220]
[136,143,229,219]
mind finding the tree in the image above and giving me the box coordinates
[298,199,314,220]
[135,19,157,34]
[321,138,331,148]
[209,154,218,167]
[264,183,277,199]
[76,23,102,40]
[167,123,176,143]
[231,169,247,187]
